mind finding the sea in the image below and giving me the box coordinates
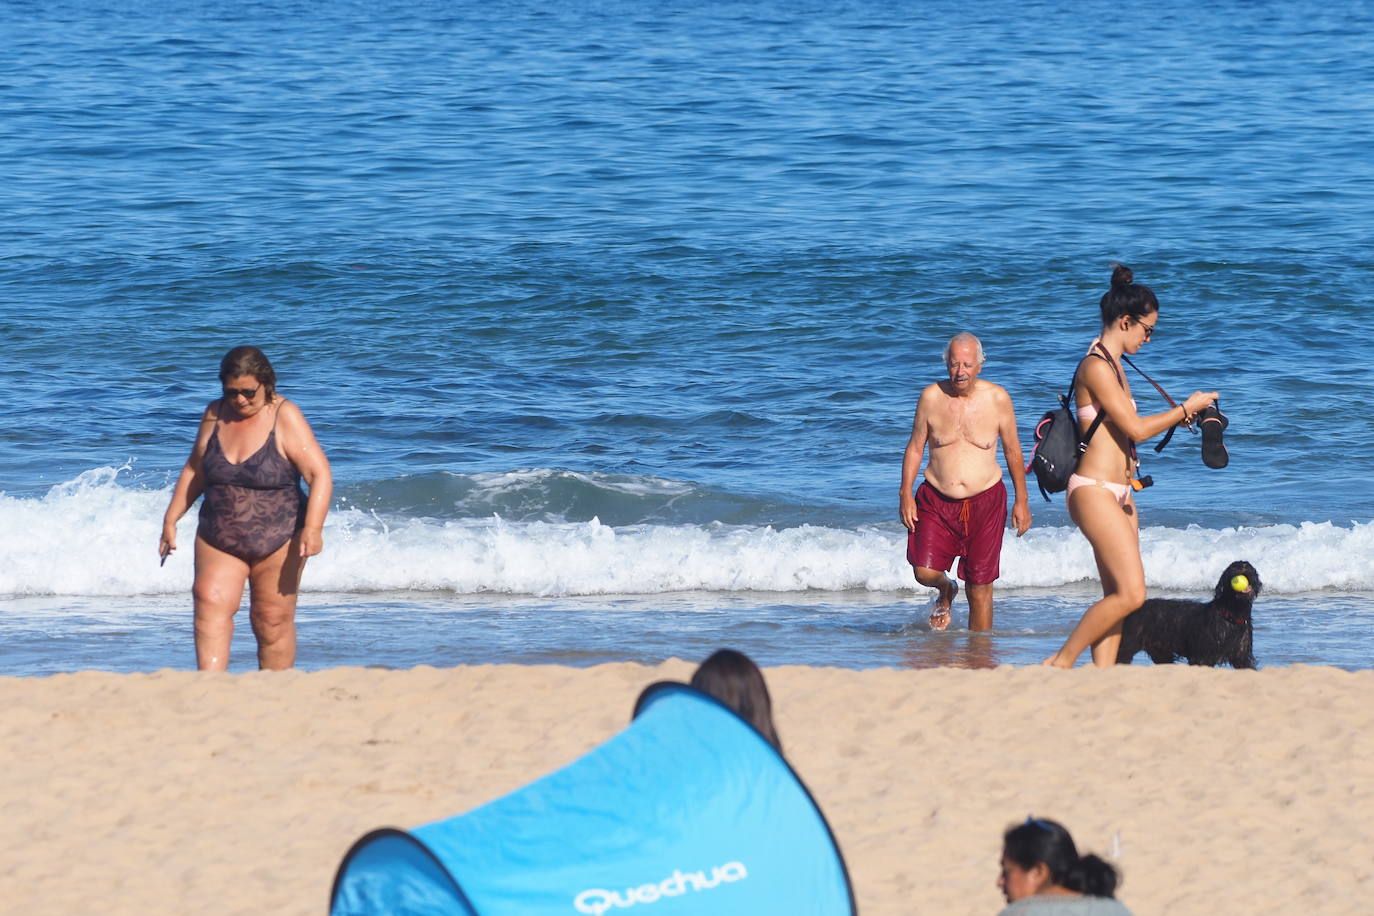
[3,0,1372,675]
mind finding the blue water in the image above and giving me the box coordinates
[3,0,1373,674]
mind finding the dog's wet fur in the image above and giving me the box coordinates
[1117,560,1260,668]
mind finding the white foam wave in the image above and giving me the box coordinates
[463,467,695,498]
[2,468,1371,597]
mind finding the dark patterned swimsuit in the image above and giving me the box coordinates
[197,401,307,561]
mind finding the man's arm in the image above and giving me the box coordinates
[899,388,933,531]
[996,388,1032,536]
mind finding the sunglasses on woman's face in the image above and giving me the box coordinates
[1137,320,1157,340]
[223,386,260,400]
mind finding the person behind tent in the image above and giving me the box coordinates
[996,817,1132,914]
[690,649,782,752]
[332,653,856,916]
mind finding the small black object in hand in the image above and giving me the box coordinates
[1199,403,1229,469]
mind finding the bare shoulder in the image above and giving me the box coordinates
[917,382,944,406]
[193,400,219,434]
[274,397,310,430]
[186,401,220,457]
[276,398,327,455]
[1078,353,1121,393]
[1080,351,1116,381]
[976,378,1012,402]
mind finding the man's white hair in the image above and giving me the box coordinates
[944,332,986,367]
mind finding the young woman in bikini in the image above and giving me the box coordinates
[1043,265,1217,668]
[159,346,332,670]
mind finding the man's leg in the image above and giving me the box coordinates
[908,483,959,631]
[966,582,993,631]
[960,481,1008,633]
[914,566,958,631]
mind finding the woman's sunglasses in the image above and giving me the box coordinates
[223,386,260,400]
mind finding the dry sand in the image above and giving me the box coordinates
[2,662,1372,915]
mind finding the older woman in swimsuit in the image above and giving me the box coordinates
[1043,265,1217,668]
[159,346,332,670]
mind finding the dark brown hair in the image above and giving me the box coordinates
[689,649,782,752]
[218,345,277,400]
[1099,263,1159,327]
[1003,817,1120,899]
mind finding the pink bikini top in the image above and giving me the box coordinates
[1078,398,1135,424]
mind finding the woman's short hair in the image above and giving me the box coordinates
[1099,263,1159,327]
[219,346,277,400]
[1003,817,1120,899]
[689,649,782,752]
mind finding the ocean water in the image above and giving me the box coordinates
[2,0,1372,674]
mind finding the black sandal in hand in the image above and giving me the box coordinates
[1199,402,1229,469]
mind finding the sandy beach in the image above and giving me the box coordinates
[2,662,1371,915]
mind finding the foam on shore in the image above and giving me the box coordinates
[4,467,1371,597]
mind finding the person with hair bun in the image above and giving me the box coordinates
[159,345,332,670]
[1044,265,1217,668]
[997,817,1132,914]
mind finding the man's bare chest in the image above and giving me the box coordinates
[929,399,998,450]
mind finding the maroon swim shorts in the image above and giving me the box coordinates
[906,480,1008,585]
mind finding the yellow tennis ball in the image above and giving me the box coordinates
[1230,574,1250,592]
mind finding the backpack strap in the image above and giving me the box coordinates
[1068,357,1108,452]
[1026,364,1107,502]
[1078,404,1106,453]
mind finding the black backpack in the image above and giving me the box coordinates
[1026,366,1105,501]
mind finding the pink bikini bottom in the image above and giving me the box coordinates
[1066,473,1130,507]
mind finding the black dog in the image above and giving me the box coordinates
[1116,560,1260,668]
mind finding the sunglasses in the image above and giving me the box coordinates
[223,386,260,400]
[1137,319,1157,340]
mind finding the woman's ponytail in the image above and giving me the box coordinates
[1099,261,1158,325]
[1063,852,1120,899]
[1110,262,1134,290]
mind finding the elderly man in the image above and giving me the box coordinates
[899,332,1032,631]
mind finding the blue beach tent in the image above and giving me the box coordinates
[330,681,855,915]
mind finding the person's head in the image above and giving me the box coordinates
[943,332,985,395]
[998,817,1119,903]
[1099,263,1159,354]
[218,345,277,409]
[689,649,782,752]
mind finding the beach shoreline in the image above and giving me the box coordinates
[3,662,1371,914]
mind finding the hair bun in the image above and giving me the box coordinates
[1110,263,1134,289]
